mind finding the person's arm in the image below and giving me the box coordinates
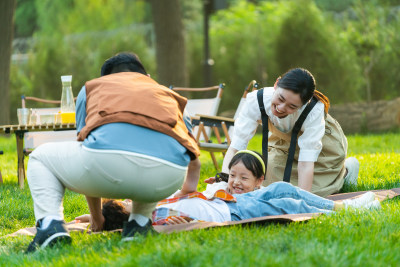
[221,91,262,174]
[174,158,201,197]
[165,216,193,225]
[221,146,238,174]
[297,161,314,192]
[85,196,105,232]
[174,157,201,198]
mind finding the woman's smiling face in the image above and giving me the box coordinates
[227,161,263,194]
[270,87,303,118]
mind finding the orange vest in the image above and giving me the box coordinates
[77,72,200,159]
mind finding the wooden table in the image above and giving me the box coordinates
[0,123,76,188]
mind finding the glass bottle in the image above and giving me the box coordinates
[60,75,76,123]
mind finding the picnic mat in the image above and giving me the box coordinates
[5,188,400,237]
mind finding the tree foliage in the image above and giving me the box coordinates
[0,0,16,124]
[9,0,400,122]
[274,0,362,103]
[10,0,153,118]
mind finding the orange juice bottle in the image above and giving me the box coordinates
[61,112,76,124]
[60,75,76,124]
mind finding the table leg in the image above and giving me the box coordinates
[16,131,25,188]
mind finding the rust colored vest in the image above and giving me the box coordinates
[77,72,200,159]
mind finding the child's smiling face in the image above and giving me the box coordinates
[228,160,263,194]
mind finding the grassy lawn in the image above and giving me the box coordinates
[1,131,400,266]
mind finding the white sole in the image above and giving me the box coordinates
[41,232,71,248]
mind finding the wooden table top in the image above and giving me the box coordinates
[0,123,76,134]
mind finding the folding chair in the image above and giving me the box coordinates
[193,80,259,170]
[170,84,224,141]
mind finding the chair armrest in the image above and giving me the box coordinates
[192,114,235,127]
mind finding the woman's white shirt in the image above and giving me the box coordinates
[230,87,326,162]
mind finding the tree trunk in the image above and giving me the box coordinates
[148,0,188,87]
[0,0,16,125]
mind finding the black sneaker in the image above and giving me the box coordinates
[26,219,71,253]
[121,219,156,241]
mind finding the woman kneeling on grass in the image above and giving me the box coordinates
[82,150,380,228]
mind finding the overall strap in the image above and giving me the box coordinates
[257,89,269,165]
[283,96,318,182]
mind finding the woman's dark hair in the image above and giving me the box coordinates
[228,151,265,179]
[100,52,147,76]
[102,199,129,231]
[277,68,316,104]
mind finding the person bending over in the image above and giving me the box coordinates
[219,68,360,197]
[25,52,201,252]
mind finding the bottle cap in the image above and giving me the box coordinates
[61,75,72,83]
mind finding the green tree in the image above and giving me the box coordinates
[343,0,400,101]
[14,0,153,102]
[188,1,291,112]
[149,0,188,87]
[15,0,37,38]
[0,0,16,124]
[275,0,362,103]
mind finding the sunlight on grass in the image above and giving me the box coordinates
[1,131,400,265]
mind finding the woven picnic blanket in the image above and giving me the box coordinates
[5,188,400,237]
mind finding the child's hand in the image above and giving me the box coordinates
[166,216,192,225]
[204,177,216,184]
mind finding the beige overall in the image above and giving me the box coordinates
[264,114,347,197]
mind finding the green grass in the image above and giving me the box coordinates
[1,131,400,266]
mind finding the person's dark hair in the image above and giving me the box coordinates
[100,52,147,76]
[228,151,265,179]
[102,199,129,231]
[277,68,315,104]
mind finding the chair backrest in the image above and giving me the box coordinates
[234,80,258,119]
[228,80,259,137]
[171,84,224,118]
[171,84,224,140]
[21,95,77,151]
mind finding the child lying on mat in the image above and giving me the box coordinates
[77,150,381,228]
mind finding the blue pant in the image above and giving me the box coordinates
[226,182,334,221]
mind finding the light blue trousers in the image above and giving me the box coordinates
[226,182,334,221]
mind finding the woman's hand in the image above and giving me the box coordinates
[204,177,216,184]
[166,216,192,225]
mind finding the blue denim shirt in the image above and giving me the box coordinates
[75,86,192,166]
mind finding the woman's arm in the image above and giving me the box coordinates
[221,146,238,174]
[222,91,262,174]
[297,161,314,192]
